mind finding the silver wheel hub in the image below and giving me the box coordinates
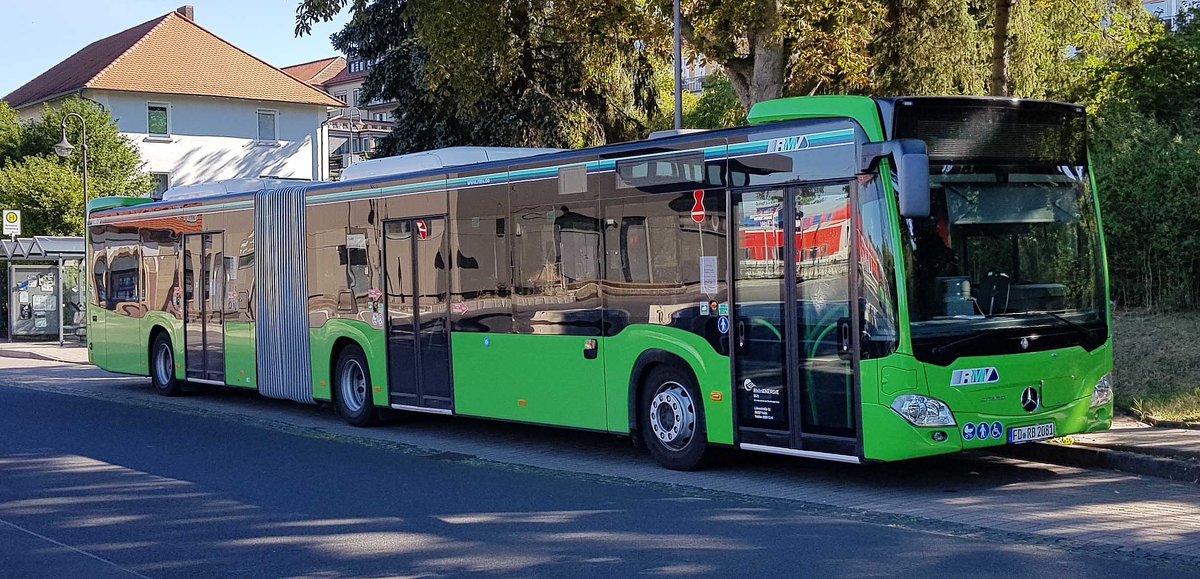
[340,360,368,413]
[649,381,695,450]
[154,342,173,385]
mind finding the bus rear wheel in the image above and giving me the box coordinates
[641,365,711,471]
[334,344,379,427]
[150,332,182,397]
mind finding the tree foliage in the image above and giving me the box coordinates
[0,97,153,236]
[666,0,883,109]
[0,156,85,236]
[667,0,1155,109]
[298,0,663,155]
[1086,9,1200,310]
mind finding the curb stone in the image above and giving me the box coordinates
[0,348,87,365]
[1138,415,1200,430]
[999,442,1200,484]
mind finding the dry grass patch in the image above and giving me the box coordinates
[1113,311,1200,422]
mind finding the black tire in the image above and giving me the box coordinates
[334,344,380,427]
[641,364,711,471]
[150,332,183,396]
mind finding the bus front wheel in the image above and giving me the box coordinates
[641,365,711,471]
[334,344,380,427]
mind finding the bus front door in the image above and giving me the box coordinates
[730,183,861,461]
[183,232,225,384]
[384,218,453,413]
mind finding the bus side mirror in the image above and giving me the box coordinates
[860,139,930,219]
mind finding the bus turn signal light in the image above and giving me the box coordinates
[710,392,723,401]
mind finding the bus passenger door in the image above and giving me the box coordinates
[183,232,226,384]
[384,218,453,412]
[730,183,861,460]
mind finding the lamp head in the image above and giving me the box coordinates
[53,137,75,158]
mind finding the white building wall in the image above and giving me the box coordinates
[87,90,326,186]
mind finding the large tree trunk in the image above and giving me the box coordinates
[724,30,786,112]
[989,0,1016,97]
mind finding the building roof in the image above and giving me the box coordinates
[282,56,347,87]
[3,9,343,110]
[322,65,369,89]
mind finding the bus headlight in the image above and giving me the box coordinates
[891,394,956,427]
[1090,374,1113,408]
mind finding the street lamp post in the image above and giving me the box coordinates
[53,113,87,348]
[673,0,683,131]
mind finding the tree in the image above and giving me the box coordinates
[666,1,883,111]
[0,97,153,236]
[0,156,84,236]
[297,0,663,154]
[989,0,1016,96]
[0,102,19,163]
[871,0,987,96]
[1085,8,1200,310]
[687,73,746,129]
[19,98,155,199]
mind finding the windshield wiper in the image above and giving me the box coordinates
[929,311,1097,358]
[1009,311,1098,343]
[930,328,1000,357]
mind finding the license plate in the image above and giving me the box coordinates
[1008,423,1056,444]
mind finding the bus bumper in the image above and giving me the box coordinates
[862,396,1113,462]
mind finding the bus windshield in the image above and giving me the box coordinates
[893,100,1107,362]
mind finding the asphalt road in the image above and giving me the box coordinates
[0,373,1193,578]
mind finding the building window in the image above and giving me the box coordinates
[151,173,170,199]
[334,91,347,104]
[352,89,361,107]
[257,110,277,142]
[147,103,169,136]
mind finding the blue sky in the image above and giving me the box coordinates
[0,0,351,97]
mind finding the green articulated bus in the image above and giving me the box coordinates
[85,95,1114,470]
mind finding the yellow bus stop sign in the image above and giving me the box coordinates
[2,210,19,236]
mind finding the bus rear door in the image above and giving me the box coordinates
[383,217,453,413]
[183,232,226,384]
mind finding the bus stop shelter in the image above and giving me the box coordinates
[1,236,85,346]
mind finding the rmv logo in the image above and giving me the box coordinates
[771,136,808,153]
[951,367,1000,386]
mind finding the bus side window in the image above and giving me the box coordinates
[89,225,111,309]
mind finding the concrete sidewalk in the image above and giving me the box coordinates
[0,341,1194,481]
[0,341,89,365]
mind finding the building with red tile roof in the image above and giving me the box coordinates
[3,5,344,191]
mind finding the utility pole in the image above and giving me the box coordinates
[674,0,683,130]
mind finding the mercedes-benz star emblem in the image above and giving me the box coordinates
[1021,387,1041,413]
[1020,337,1030,350]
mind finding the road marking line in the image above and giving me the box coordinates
[0,516,153,579]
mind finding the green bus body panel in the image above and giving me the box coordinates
[309,320,388,406]
[602,326,733,445]
[224,322,256,389]
[748,96,886,141]
[87,196,154,214]
[450,327,733,445]
[451,333,609,431]
[87,304,106,367]
[103,312,146,375]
